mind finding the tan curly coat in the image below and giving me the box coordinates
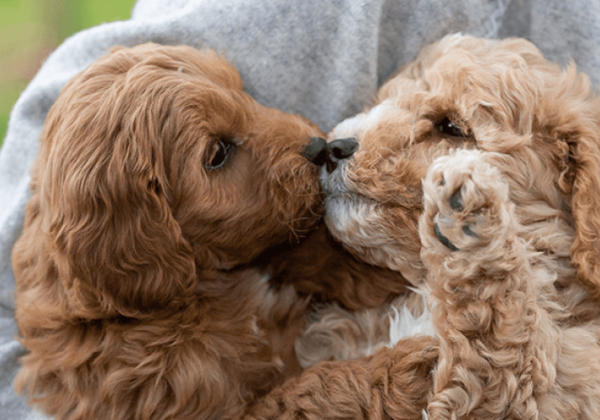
[294,34,600,419]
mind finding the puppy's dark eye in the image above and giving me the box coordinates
[205,139,234,170]
[437,117,467,137]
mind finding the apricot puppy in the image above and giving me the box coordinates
[314,34,600,419]
[13,43,329,420]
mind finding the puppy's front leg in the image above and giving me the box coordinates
[419,150,554,420]
[245,335,438,420]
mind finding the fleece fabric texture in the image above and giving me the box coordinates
[1,0,599,418]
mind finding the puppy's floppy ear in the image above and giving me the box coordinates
[567,127,600,296]
[42,130,196,317]
[43,135,196,318]
[549,67,600,296]
[37,52,197,317]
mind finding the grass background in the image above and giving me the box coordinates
[0,0,137,147]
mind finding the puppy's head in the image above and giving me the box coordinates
[322,34,600,291]
[24,43,323,316]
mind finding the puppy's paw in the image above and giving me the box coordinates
[420,150,512,255]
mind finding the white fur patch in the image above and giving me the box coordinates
[364,100,397,130]
[324,194,425,281]
[323,195,381,243]
[328,100,396,141]
[387,292,435,348]
[329,112,368,140]
[324,195,400,267]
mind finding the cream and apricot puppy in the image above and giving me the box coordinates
[311,34,600,419]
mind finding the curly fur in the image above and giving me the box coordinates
[312,34,600,419]
[12,43,411,420]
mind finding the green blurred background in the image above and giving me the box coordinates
[0,0,137,146]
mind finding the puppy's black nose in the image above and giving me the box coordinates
[328,138,358,160]
[325,137,358,172]
[302,137,328,166]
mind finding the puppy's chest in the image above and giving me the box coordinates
[296,292,435,367]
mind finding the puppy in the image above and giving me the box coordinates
[12,43,409,420]
[309,34,600,419]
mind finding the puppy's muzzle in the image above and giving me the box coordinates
[302,137,358,172]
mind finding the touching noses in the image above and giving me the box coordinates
[302,137,358,172]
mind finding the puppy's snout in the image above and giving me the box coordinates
[302,137,329,166]
[325,137,358,173]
